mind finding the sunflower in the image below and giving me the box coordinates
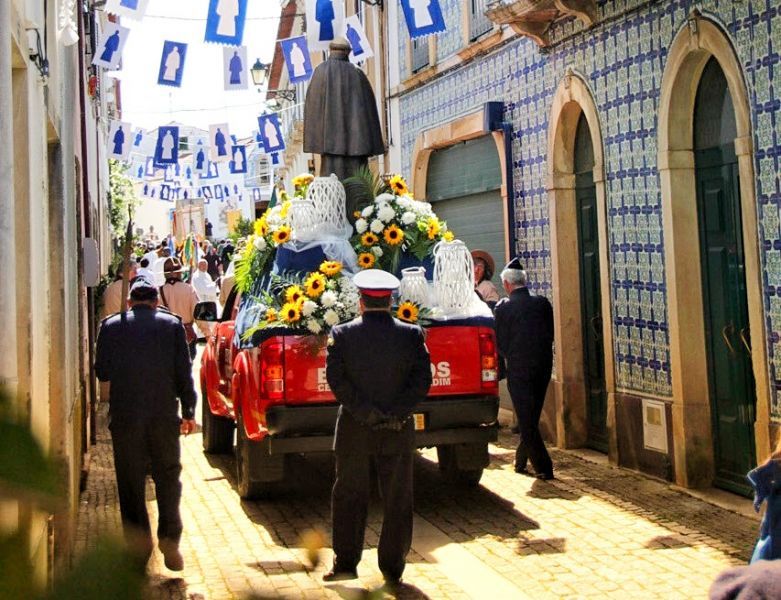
[272,225,291,244]
[396,301,419,323]
[319,260,342,277]
[383,224,404,246]
[426,217,441,240]
[280,302,302,324]
[443,231,454,242]
[357,252,376,269]
[254,216,268,237]
[292,173,314,189]
[265,308,277,323]
[280,200,292,218]
[285,284,305,304]
[361,232,379,247]
[304,272,327,298]
[388,174,409,196]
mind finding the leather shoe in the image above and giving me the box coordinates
[323,568,358,582]
[514,466,532,476]
[535,472,554,481]
[159,541,184,571]
[383,575,402,590]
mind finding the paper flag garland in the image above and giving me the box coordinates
[279,36,313,84]
[105,0,150,21]
[258,114,285,154]
[229,145,247,174]
[108,120,132,161]
[92,22,130,70]
[223,46,248,91]
[399,0,446,39]
[154,126,180,165]
[157,41,188,88]
[209,124,232,163]
[204,0,248,46]
[305,0,346,52]
[345,16,373,64]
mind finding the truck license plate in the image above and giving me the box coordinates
[413,413,425,431]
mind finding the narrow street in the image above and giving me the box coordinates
[75,354,758,600]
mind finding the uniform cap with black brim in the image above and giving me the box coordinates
[353,269,400,298]
[503,257,524,271]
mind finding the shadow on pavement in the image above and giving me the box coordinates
[327,581,431,599]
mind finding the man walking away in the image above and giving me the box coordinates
[100,258,138,319]
[495,258,554,480]
[95,278,197,572]
[159,257,201,359]
[325,269,432,587]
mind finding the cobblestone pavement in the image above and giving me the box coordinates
[75,397,759,600]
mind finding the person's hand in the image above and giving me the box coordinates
[180,419,197,435]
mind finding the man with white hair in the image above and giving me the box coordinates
[495,258,554,480]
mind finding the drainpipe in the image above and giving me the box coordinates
[0,0,19,394]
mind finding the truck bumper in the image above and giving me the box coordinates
[264,396,499,455]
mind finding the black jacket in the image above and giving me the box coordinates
[326,311,432,425]
[95,305,197,423]
[495,287,554,376]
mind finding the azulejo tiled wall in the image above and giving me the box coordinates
[396,0,781,417]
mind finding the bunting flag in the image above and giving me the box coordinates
[204,0,248,46]
[153,126,180,165]
[157,41,188,88]
[279,36,313,84]
[229,145,247,174]
[223,45,248,90]
[305,0,346,51]
[92,22,130,69]
[108,120,133,161]
[257,114,285,154]
[105,0,150,21]
[132,128,146,149]
[209,123,232,162]
[345,16,373,64]
[399,0,446,39]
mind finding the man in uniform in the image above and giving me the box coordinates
[100,258,138,319]
[325,269,432,586]
[495,258,555,480]
[95,278,197,572]
[159,257,201,358]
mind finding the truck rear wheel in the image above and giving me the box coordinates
[235,412,285,499]
[201,391,235,454]
[436,444,486,488]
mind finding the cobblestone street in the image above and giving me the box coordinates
[76,401,759,599]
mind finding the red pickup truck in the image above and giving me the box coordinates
[198,288,500,499]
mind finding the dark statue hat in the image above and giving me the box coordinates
[504,257,524,271]
[128,277,158,302]
[353,269,400,298]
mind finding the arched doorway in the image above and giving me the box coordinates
[693,58,756,493]
[658,14,770,490]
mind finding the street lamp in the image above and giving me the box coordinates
[250,58,296,102]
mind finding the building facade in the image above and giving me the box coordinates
[389,0,781,494]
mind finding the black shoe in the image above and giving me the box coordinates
[514,466,532,476]
[535,472,554,481]
[323,568,358,582]
[159,540,184,571]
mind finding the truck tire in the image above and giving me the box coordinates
[436,444,485,488]
[235,413,285,499]
[201,392,234,454]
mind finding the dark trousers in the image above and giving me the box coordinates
[331,412,414,580]
[508,371,553,476]
[110,417,183,559]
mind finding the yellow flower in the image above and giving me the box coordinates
[272,225,291,245]
[361,232,379,247]
[304,272,327,298]
[426,217,441,240]
[319,260,342,277]
[254,217,268,237]
[280,302,302,324]
[389,174,409,196]
[292,173,314,188]
[443,231,454,242]
[285,285,305,304]
[383,224,404,246]
[396,301,419,323]
[265,308,277,323]
[357,252,376,269]
[353,210,362,219]
[279,200,292,219]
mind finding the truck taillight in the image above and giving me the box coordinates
[260,340,285,402]
[479,330,498,390]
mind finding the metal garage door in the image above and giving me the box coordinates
[426,135,505,289]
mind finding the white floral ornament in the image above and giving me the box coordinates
[433,239,474,314]
[306,174,348,237]
[324,309,340,326]
[370,219,384,234]
[321,290,338,308]
[355,218,368,234]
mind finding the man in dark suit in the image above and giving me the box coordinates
[95,278,197,572]
[325,269,432,586]
[495,258,555,480]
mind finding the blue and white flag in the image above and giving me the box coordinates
[305,0,345,51]
[270,152,281,166]
[157,41,187,88]
[252,187,262,202]
[160,185,173,202]
[144,156,156,176]
[128,157,146,180]
[201,186,213,202]
[223,45,248,91]
[258,114,285,154]
[345,16,373,64]
[91,22,130,69]
[193,141,210,175]
[202,161,220,180]
[108,120,132,161]
[279,36,313,84]
[153,126,179,165]
[400,0,446,39]
[229,145,247,174]
[204,0,248,46]
[209,123,232,163]
[131,128,146,150]
[214,185,224,200]
[105,0,150,21]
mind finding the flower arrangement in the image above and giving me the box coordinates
[242,260,360,339]
[350,174,454,274]
[394,300,432,325]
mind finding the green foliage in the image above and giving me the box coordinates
[108,160,140,244]
[344,166,389,214]
[229,216,255,243]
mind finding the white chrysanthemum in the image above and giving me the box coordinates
[253,236,267,251]
[401,211,416,225]
[302,300,318,317]
[396,196,412,209]
[306,319,322,334]
[376,193,395,204]
[361,205,374,218]
[371,246,383,258]
[355,218,368,234]
[320,290,338,308]
[370,219,384,234]
[324,309,340,326]
[377,204,396,222]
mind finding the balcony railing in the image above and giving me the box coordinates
[470,0,494,40]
